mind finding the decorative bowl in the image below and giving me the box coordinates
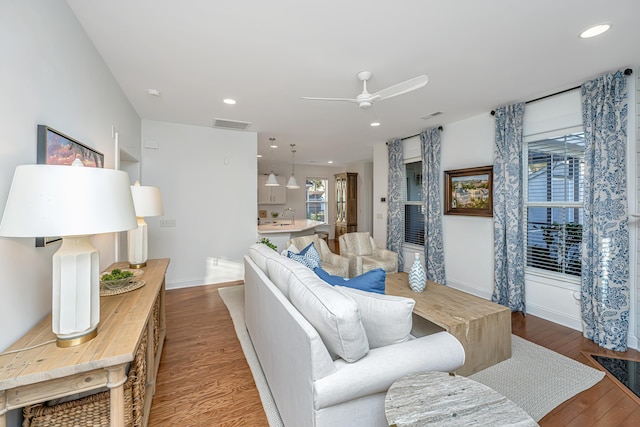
[100,269,143,290]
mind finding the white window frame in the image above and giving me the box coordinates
[403,157,424,250]
[305,177,328,224]
[523,125,584,288]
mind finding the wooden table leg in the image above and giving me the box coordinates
[106,365,127,427]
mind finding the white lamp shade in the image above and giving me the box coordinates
[0,165,137,237]
[130,182,164,217]
[265,173,279,186]
[0,163,137,347]
[286,175,299,189]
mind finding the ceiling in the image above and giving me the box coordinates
[66,0,640,167]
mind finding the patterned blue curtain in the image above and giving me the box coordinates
[492,103,526,312]
[387,139,405,271]
[420,128,446,284]
[581,70,629,351]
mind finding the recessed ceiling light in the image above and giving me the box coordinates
[257,154,262,158]
[147,89,161,97]
[580,24,611,38]
[328,160,333,164]
[223,98,236,105]
[370,121,381,127]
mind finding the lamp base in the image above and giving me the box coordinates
[56,329,98,348]
[129,261,147,269]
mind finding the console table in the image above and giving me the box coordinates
[385,272,511,375]
[0,258,169,427]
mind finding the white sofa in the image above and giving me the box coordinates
[244,243,465,427]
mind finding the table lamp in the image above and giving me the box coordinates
[128,181,164,268]
[0,160,137,347]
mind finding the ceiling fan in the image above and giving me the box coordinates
[301,71,428,109]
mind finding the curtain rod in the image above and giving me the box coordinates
[385,126,443,144]
[490,68,633,116]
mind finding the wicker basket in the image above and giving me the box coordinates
[23,333,147,427]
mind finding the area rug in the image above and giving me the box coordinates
[469,335,604,421]
[219,285,604,424]
[218,285,284,427]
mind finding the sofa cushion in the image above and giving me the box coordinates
[287,242,322,270]
[286,265,369,363]
[314,267,386,295]
[335,286,415,349]
[266,255,308,298]
[248,243,282,273]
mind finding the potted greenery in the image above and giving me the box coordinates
[257,237,277,251]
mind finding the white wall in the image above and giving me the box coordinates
[0,1,140,352]
[141,120,257,288]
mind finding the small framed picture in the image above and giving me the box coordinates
[35,125,104,246]
[444,166,493,217]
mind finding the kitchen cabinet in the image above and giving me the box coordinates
[335,172,357,238]
[258,175,287,204]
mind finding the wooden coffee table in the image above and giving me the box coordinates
[385,272,511,375]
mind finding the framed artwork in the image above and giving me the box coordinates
[35,125,104,246]
[444,166,493,217]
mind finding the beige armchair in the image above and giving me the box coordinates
[338,232,398,278]
[286,234,349,277]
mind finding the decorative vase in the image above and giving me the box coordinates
[408,253,426,292]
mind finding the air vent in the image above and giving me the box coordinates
[421,111,443,120]
[213,118,252,130]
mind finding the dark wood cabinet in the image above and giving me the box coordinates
[335,172,357,238]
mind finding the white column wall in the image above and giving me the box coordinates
[141,120,257,289]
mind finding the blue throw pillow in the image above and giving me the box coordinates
[314,267,386,295]
[287,242,322,270]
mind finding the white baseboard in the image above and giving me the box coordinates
[166,279,206,290]
[446,279,493,300]
[525,302,582,331]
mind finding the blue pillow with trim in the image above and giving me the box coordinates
[287,242,322,270]
[314,267,386,295]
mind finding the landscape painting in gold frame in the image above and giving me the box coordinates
[444,166,493,217]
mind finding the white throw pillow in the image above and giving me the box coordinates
[335,286,415,349]
[266,255,307,298]
[248,243,281,272]
[287,267,369,362]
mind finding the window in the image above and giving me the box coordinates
[524,131,584,277]
[306,178,328,222]
[404,161,424,246]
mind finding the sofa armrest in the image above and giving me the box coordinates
[344,253,362,278]
[324,251,349,269]
[373,247,398,262]
[313,331,465,409]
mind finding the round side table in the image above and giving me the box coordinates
[385,371,538,426]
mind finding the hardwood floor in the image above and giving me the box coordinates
[149,246,640,426]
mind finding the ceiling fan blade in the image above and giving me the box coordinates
[301,97,359,103]
[372,75,428,101]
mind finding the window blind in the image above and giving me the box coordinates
[524,132,584,277]
[404,161,424,246]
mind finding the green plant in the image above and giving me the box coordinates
[257,237,277,251]
[101,268,134,281]
[530,222,583,276]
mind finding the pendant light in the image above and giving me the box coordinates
[265,138,279,186]
[286,144,299,189]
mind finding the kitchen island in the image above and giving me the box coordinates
[257,219,324,252]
